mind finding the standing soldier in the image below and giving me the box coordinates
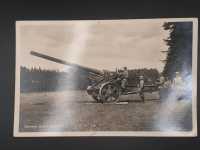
[159,75,165,85]
[172,72,183,88]
[159,76,171,101]
[139,75,145,102]
[172,71,185,100]
[163,77,171,88]
[121,67,129,90]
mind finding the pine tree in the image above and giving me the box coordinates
[162,22,192,79]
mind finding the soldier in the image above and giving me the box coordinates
[139,75,144,89]
[172,72,183,88]
[159,76,171,101]
[163,77,171,88]
[138,75,145,102]
[172,71,185,100]
[159,75,165,85]
[121,67,129,90]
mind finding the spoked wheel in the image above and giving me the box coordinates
[99,83,120,103]
[92,93,101,103]
[87,85,101,103]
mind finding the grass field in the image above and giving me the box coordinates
[19,90,192,132]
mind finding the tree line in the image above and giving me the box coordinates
[20,66,90,92]
[20,66,160,93]
[162,22,192,79]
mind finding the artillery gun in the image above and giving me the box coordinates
[30,51,164,103]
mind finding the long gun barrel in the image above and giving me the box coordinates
[30,51,103,75]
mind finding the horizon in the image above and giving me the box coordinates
[20,65,161,73]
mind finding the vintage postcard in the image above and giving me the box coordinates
[14,18,198,137]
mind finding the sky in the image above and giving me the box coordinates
[17,20,169,72]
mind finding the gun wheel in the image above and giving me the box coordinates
[92,94,101,103]
[100,83,120,103]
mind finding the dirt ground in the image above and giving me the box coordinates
[19,90,192,132]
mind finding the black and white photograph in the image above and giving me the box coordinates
[14,18,198,137]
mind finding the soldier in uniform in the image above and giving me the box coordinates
[121,67,129,90]
[138,75,145,102]
[159,75,165,85]
[172,71,185,100]
[172,72,183,88]
[159,76,171,101]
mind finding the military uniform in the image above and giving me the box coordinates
[172,72,184,89]
[138,75,145,102]
[138,76,144,91]
[121,67,129,89]
[172,72,185,100]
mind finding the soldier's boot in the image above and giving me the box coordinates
[140,93,145,103]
